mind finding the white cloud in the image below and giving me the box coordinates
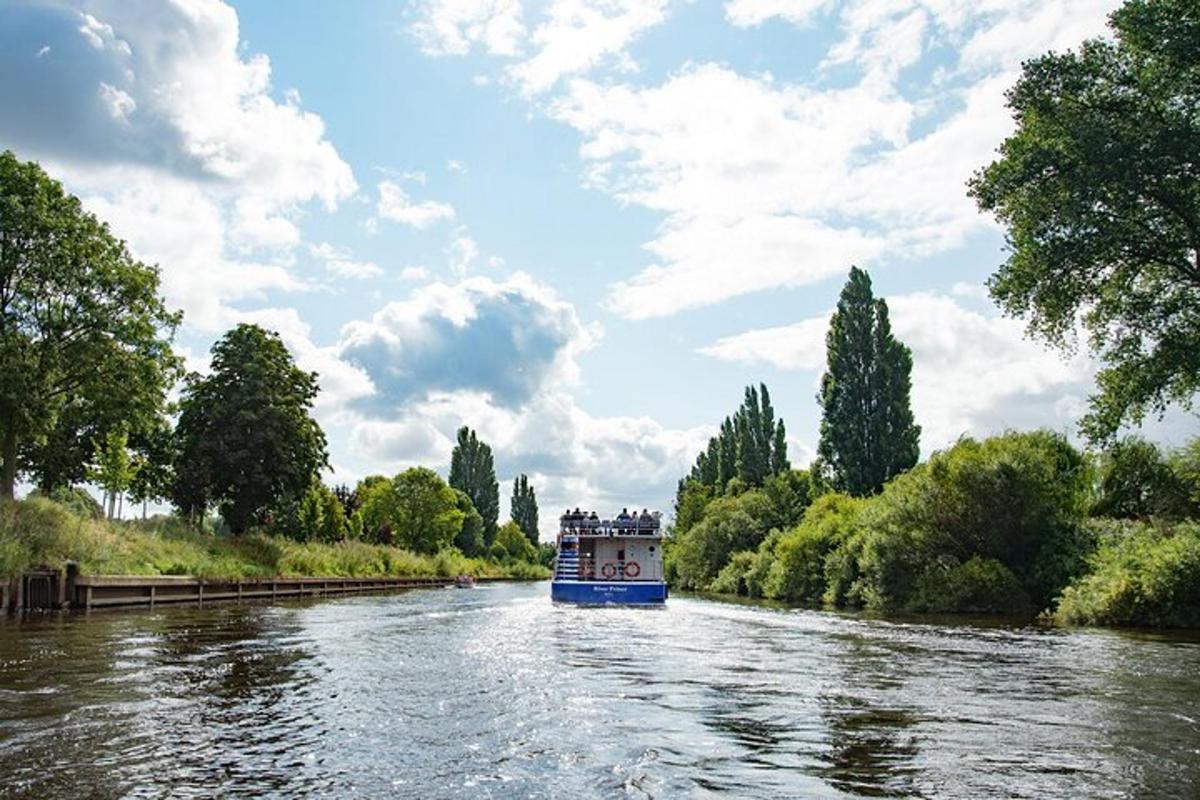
[97,81,135,122]
[376,180,456,228]
[543,1,1121,318]
[509,0,671,95]
[447,231,480,275]
[410,0,676,95]
[446,159,468,173]
[700,290,1097,449]
[724,0,830,27]
[310,242,384,280]
[410,0,526,57]
[338,273,596,411]
[0,0,357,326]
[36,45,51,58]
[401,265,432,281]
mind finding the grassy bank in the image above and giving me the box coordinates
[0,498,550,581]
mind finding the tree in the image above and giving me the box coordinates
[448,426,499,543]
[173,324,328,534]
[0,151,182,499]
[453,489,485,555]
[359,467,464,554]
[967,0,1200,442]
[91,427,133,520]
[495,520,537,562]
[127,415,175,519]
[1094,437,1191,520]
[510,473,539,546]
[817,267,920,496]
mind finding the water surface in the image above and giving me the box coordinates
[1,581,1197,798]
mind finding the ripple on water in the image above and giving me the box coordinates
[0,584,1198,799]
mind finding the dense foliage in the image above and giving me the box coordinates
[449,426,500,544]
[173,324,328,534]
[511,473,539,546]
[0,151,182,500]
[968,0,1200,441]
[817,267,920,496]
[681,430,1200,626]
[1055,520,1200,628]
[358,467,465,554]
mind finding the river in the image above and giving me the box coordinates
[1,581,1197,798]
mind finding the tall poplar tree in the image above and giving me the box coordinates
[817,267,920,496]
[510,473,540,546]
[449,426,499,544]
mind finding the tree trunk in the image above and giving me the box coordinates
[0,427,14,500]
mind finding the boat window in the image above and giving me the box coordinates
[617,549,625,560]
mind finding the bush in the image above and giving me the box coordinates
[495,520,537,562]
[858,431,1093,608]
[907,556,1032,614]
[28,486,103,520]
[1054,521,1200,627]
[1094,437,1191,520]
[710,551,757,596]
[667,489,778,590]
[763,494,863,604]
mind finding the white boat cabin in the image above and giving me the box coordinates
[555,508,665,583]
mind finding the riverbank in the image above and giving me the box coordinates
[0,497,550,585]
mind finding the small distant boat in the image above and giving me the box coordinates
[551,507,668,605]
[455,574,475,588]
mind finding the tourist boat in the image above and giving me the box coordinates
[551,508,668,605]
[455,574,475,588]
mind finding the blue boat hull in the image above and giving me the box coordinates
[551,580,667,605]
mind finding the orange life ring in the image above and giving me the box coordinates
[624,561,641,578]
[601,562,617,579]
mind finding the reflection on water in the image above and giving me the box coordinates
[1,582,1198,799]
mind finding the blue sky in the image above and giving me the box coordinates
[2,0,1195,534]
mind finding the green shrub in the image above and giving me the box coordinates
[1054,521,1200,627]
[710,551,757,595]
[763,494,863,604]
[907,556,1032,614]
[668,489,778,590]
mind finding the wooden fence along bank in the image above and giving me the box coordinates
[0,565,495,613]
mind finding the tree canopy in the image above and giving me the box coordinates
[173,324,327,534]
[511,473,539,546]
[0,150,181,499]
[968,0,1200,441]
[449,426,499,543]
[817,267,920,496]
[359,467,464,554]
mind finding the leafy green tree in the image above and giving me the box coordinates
[173,324,328,533]
[510,473,540,546]
[127,415,175,519]
[452,488,485,555]
[495,520,537,562]
[449,426,499,543]
[91,427,133,520]
[0,151,182,499]
[359,467,464,554]
[968,0,1200,441]
[817,267,920,496]
[1094,437,1191,520]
